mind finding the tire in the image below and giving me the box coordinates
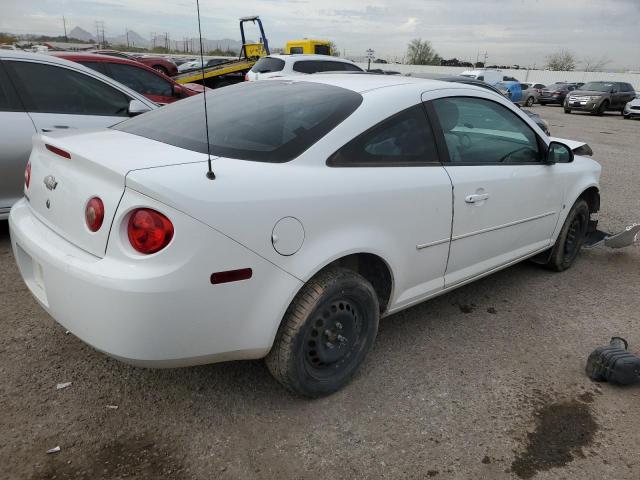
[564,108,571,114]
[542,199,590,272]
[539,102,547,106]
[595,101,608,116]
[153,65,169,75]
[265,268,379,397]
[526,96,535,107]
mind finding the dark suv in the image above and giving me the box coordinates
[538,83,577,105]
[564,81,636,115]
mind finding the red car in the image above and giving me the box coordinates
[92,50,178,76]
[54,53,204,105]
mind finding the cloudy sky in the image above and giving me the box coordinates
[2,0,639,69]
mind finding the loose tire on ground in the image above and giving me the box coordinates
[541,199,590,272]
[265,267,379,397]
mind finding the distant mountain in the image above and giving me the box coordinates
[68,26,95,42]
[108,30,149,48]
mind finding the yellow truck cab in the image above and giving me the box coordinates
[285,39,332,56]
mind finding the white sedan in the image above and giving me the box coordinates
[10,75,601,397]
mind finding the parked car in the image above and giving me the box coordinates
[0,50,157,220]
[564,81,636,115]
[623,95,640,119]
[538,83,578,105]
[177,57,230,73]
[408,74,551,134]
[92,50,178,76]
[460,69,519,85]
[245,54,363,81]
[495,81,523,104]
[519,82,545,106]
[9,75,601,397]
[54,53,205,105]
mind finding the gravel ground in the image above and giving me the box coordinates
[1,106,639,479]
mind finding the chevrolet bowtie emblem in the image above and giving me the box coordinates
[44,175,58,191]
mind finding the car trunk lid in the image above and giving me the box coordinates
[26,129,205,258]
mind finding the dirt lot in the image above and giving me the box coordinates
[1,106,639,480]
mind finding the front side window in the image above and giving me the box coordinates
[6,61,130,116]
[328,105,439,167]
[314,45,331,55]
[107,63,173,97]
[432,96,541,164]
[114,80,362,163]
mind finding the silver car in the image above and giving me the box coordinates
[520,82,546,106]
[0,51,157,219]
[623,95,640,119]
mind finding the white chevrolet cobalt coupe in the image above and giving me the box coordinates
[10,75,601,397]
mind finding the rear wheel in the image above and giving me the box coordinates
[526,96,535,107]
[266,268,379,397]
[542,199,589,272]
[564,108,571,114]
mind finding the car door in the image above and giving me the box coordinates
[103,62,176,104]
[424,93,564,287]
[4,59,132,134]
[0,61,36,216]
[327,104,453,308]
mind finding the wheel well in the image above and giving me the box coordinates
[322,253,393,313]
[579,187,600,214]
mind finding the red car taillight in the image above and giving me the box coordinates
[244,73,249,81]
[127,208,174,254]
[25,161,31,189]
[85,197,105,232]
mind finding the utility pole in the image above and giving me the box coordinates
[483,51,488,67]
[125,28,129,48]
[62,16,68,42]
[95,21,105,48]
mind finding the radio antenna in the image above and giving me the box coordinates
[196,0,215,180]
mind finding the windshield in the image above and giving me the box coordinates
[581,81,615,92]
[114,80,363,163]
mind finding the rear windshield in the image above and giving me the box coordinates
[581,81,615,92]
[113,80,363,162]
[546,83,567,90]
[250,57,285,73]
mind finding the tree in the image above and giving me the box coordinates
[474,61,485,68]
[328,41,340,57]
[546,49,576,71]
[582,55,612,72]
[406,38,441,65]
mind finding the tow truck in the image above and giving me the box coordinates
[174,16,270,88]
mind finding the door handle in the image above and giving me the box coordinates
[465,193,489,203]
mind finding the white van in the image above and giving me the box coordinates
[460,69,518,85]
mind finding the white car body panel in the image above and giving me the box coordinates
[9,75,602,367]
[246,54,363,81]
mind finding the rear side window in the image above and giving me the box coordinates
[289,47,303,54]
[107,63,173,97]
[327,105,439,167]
[293,60,359,74]
[250,57,285,73]
[114,80,362,163]
[6,60,130,116]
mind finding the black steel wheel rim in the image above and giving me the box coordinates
[303,298,365,379]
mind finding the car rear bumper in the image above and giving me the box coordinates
[9,196,301,367]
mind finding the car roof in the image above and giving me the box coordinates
[280,73,485,95]
[267,54,358,64]
[53,52,143,67]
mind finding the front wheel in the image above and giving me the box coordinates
[564,108,571,114]
[526,96,535,107]
[542,199,590,272]
[266,268,379,397]
[595,101,609,116]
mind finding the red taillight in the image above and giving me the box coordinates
[127,208,174,254]
[85,197,105,232]
[45,144,71,159]
[25,161,31,189]
[244,73,249,81]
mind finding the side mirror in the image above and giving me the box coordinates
[128,99,151,116]
[546,141,574,164]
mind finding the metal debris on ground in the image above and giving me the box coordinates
[46,446,61,454]
[105,405,119,409]
[56,382,72,390]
